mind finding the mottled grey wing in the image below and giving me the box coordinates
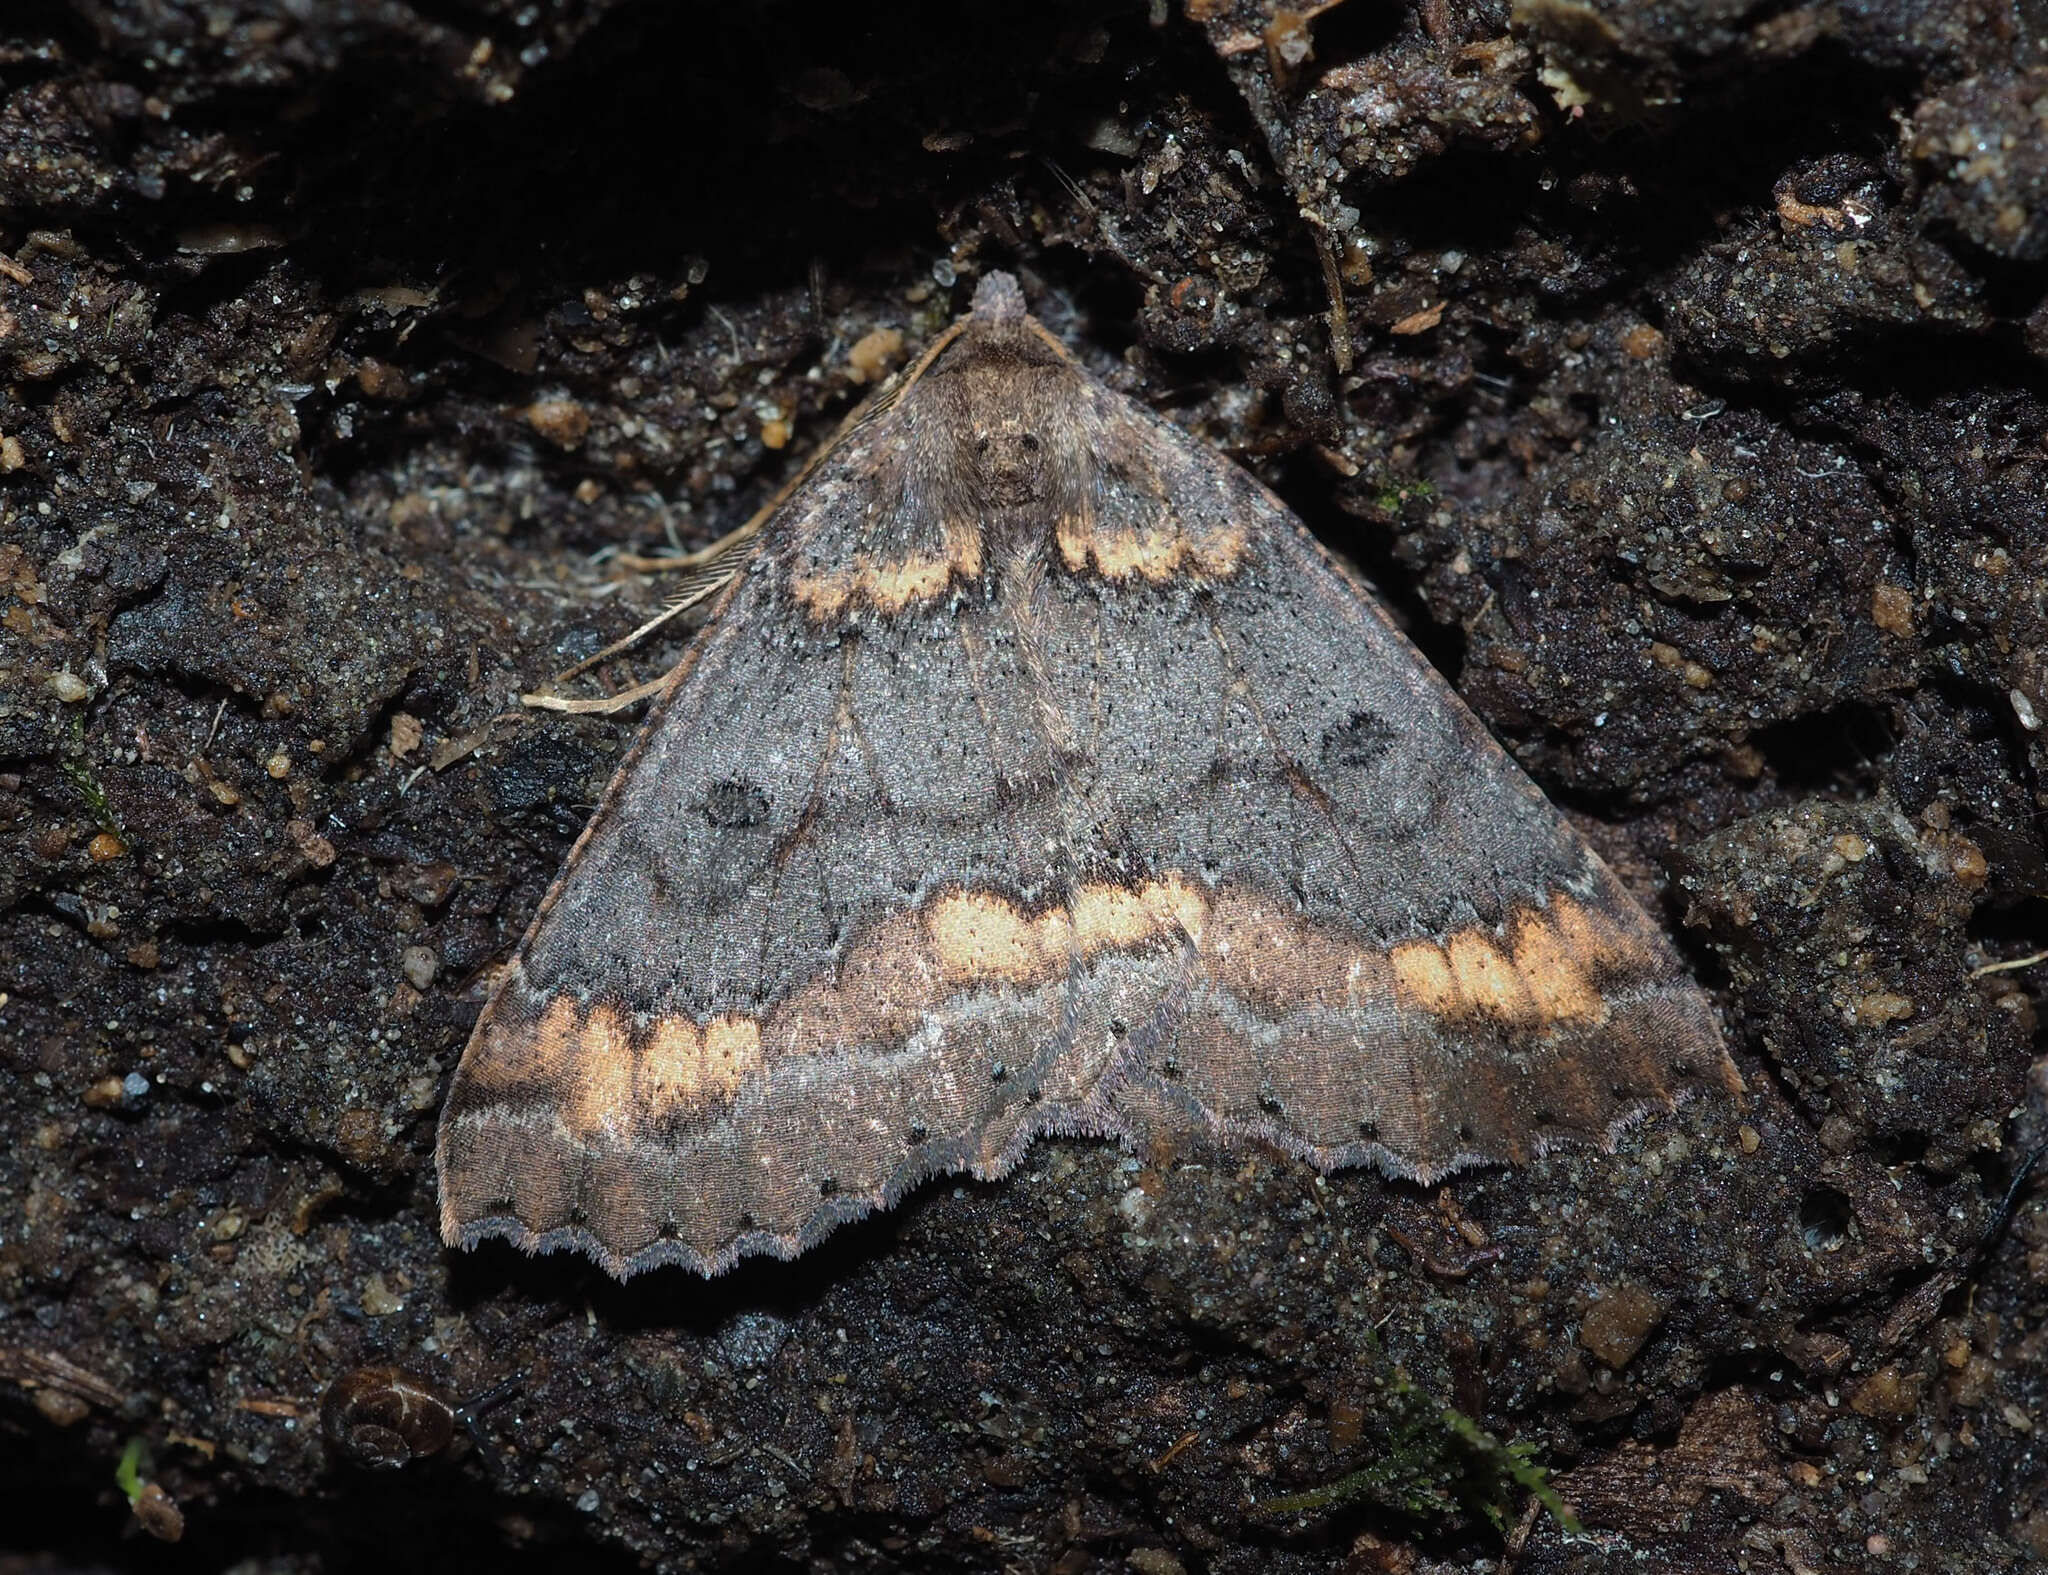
[1033,444,1731,1179]
[436,551,1130,1278]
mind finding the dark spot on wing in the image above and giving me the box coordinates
[705,778,770,828]
[1322,710,1400,769]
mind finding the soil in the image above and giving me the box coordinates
[2,2,2046,1572]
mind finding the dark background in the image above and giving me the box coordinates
[2,1,2046,1571]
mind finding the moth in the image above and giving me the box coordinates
[438,272,1735,1279]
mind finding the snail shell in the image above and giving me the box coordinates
[320,1365,457,1468]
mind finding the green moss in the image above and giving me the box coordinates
[1250,1361,1578,1538]
[1373,476,1437,514]
[61,713,118,832]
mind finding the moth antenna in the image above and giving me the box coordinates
[523,554,745,703]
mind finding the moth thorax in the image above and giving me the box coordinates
[969,418,1051,507]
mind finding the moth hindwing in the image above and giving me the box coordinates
[436,271,1736,1279]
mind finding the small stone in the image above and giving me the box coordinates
[354,357,411,400]
[716,1309,791,1370]
[1846,990,1914,1027]
[360,1273,404,1317]
[88,831,126,862]
[335,1107,385,1168]
[405,861,459,906]
[33,1387,90,1426]
[525,397,590,448]
[45,671,88,703]
[288,819,337,868]
[126,941,159,970]
[122,1072,150,1099]
[1579,1282,1664,1369]
[1127,1550,1186,1575]
[1945,836,1989,886]
[131,1481,184,1542]
[1738,1124,1761,1153]
[847,326,906,383]
[1871,582,1915,635]
[266,751,291,779]
[759,413,793,450]
[1620,322,1664,359]
[1850,1363,1923,1417]
[82,1076,127,1109]
[388,712,424,759]
[401,946,438,990]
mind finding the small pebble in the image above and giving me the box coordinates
[288,819,337,868]
[45,671,88,703]
[360,1273,404,1317]
[82,1076,128,1108]
[526,397,590,448]
[1580,1282,1664,1369]
[401,946,438,990]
